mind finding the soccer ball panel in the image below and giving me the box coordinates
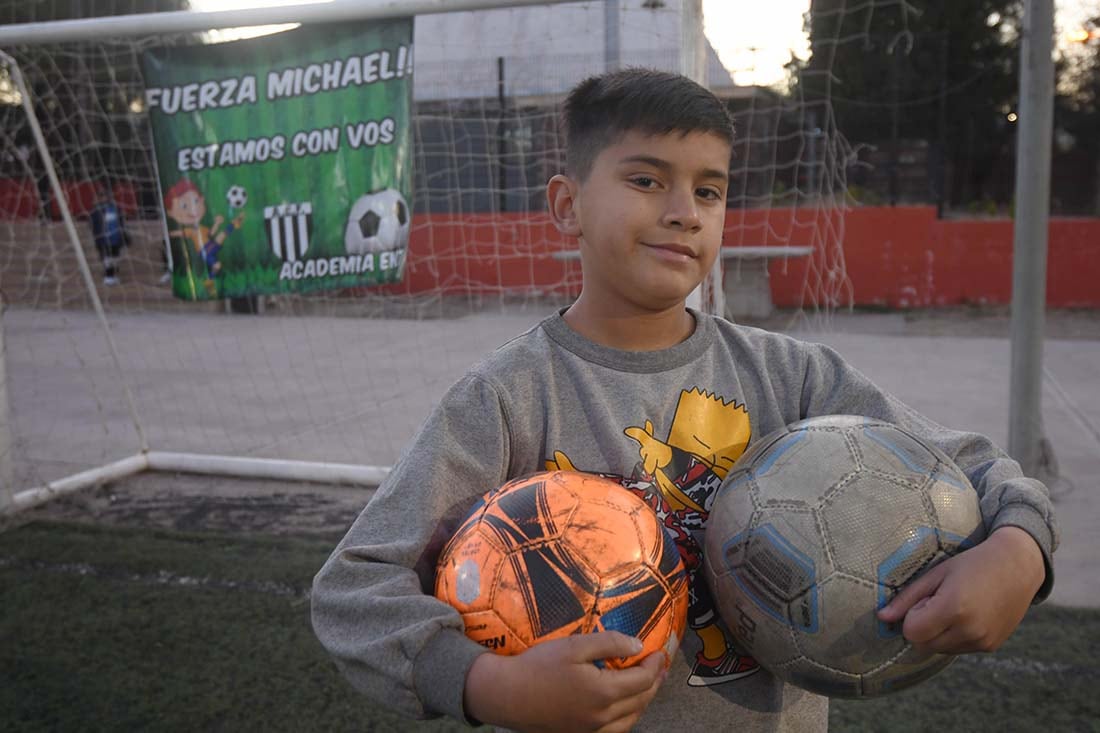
[875,527,944,592]
[822,474,930,580]
[565,494,650,577]
[459,609,530,656]
[435,524,508,612]
[482,473,578,548]
[794,574,897,674]
[777,655,862,698]
[926,469,987,548]
[862,649,955,697]
[739,513,827,604]
[706,561,803,669]
[788,414,876,432]
[751,428,856,505]
[855,425,940,481]
[495,543,596,645]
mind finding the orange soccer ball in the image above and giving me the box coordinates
[434,471,689,669]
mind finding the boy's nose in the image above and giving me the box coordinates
[661,187,702,232]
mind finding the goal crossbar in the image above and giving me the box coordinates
[0,0,578,46]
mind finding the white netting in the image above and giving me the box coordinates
[0,1,852,496]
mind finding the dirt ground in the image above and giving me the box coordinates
[12,305,1098,541]
[14,471,374,539]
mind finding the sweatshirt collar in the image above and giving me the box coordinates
[541,307,715,373]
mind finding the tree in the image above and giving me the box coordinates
[793,0,1023,210]
[1054,14,1100,214]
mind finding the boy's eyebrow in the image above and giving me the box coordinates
[617,154,729,182]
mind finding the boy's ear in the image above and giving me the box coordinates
[546,174,581,237]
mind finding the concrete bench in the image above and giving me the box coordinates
[550,245,813,319]
[720,246,813,319]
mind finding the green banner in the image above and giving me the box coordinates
[143,20,413,300]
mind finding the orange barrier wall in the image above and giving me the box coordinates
[0,179,39,219]
[6,191,1097,307]
[387,207,1099,309]
[751,207,1100,309]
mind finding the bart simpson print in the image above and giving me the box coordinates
[546,388,760,687]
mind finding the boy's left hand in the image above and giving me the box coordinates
[876,526,1046,655]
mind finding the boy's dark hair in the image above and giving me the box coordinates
[561,68,734,180]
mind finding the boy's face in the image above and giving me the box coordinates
[550,129,730,313]
[167,190,205,226]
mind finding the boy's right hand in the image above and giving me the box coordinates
[463,631,667,733]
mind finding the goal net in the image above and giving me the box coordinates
[0,0,853,507]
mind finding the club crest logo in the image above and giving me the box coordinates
[264,201,313,262]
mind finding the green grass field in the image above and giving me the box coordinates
[2,520,1097,732]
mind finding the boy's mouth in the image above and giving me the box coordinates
[644,242,697,259]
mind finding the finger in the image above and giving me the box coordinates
[644,420,654,436]
[909,622,983,656]
[900,593,955,646]
[564,631,643,665]
[595,656,666,731]
[910,614,1006,655]
[878,563,947,622]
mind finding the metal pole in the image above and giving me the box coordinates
[604,0,620,72]
[3,451,390,517]
[1,50,149,456]
[679,0,717,314]
[1008,0,1054,476]
[0,0,579,45]
[0,302,13,507]
[679,0,706,83]
[497,56,507,214]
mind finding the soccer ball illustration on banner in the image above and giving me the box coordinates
[343,188,410,255]
[435,471,689,669]
[226,184,247,211]
[703,415,987,698]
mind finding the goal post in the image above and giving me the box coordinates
[0,0,852,515]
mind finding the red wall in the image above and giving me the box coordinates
[387,207,1100,309]
[0,179,38,219]
[750,207,1100,309]
[5,189,1097,307]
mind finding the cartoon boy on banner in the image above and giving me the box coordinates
[164,179,245,296]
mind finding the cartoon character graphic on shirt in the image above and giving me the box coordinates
[546,387,760,687]
[164,179,245,296]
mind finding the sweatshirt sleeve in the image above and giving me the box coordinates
[311,372,512,721]
[797,341,1059,601]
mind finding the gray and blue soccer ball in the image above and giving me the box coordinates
[226,185,247,210]
[703,414,986,698]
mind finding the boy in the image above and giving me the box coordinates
[88,184,129,286]
[312,69,1057,731]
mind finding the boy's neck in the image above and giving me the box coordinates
[562,296,696,351]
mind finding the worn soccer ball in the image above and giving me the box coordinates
[703,415,987,698]
[343,188,410,255]
[435,471,689,669]
[226,185,247,210]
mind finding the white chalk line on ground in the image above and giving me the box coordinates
[0,555,310,600]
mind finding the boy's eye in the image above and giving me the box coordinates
[696,187,723,201]
[630,176,657,188]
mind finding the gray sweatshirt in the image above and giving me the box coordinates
[311,308,1057,731]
